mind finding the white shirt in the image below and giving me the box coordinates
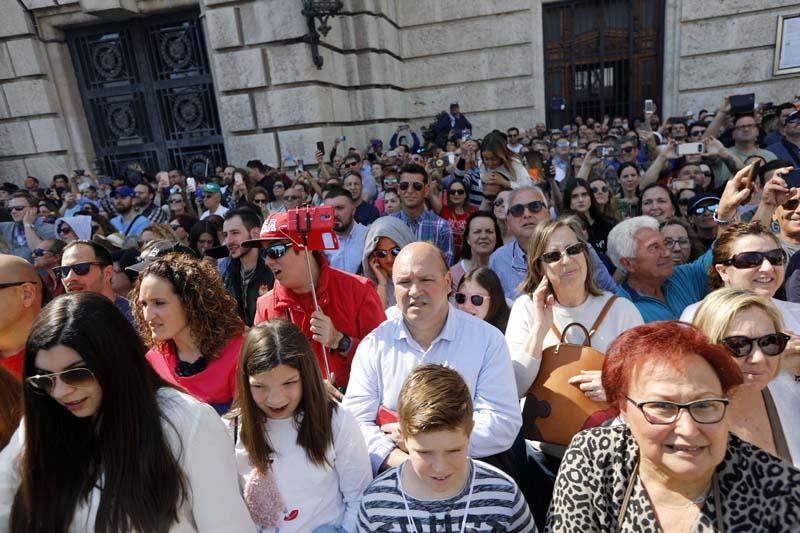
[231,406,371,532]
[200,205,229,220]
[0,388,254,532]
[505,291,644,397]
[342,305,523,474]
[327,222,368,274]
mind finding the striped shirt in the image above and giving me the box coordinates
[356,459,536,532]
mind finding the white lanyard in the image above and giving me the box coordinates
[399,458,477,533]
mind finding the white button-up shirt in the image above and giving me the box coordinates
[343,305,523,474]
[327,222,368,274]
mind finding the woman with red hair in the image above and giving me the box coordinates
[547,321,800,531]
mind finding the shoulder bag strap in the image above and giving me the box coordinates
[588,295,618,337]
[762,387,792,463]
[123,214,143,236]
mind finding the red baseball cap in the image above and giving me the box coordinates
[242,211,293,248]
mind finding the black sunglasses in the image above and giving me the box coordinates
[9,205,27,212]
[591,185,608,194]
[0,280,38,290]
[720,249,786,269]
[265,242,293,259]
[32,248,51,257]
[508,201,545,217]
[621,146,636,153]
[168,199,184,204]
[53,262,103,278]
[399,182,424,192]
[720,333,790,358]
[372,247,401,259]
[539,242,585,264]
[782,198,800,211]
[448,189,466,196]
[253,198,268,204]
[454,293,487,306]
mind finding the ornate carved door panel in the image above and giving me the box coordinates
[543,0,663,127]
[68,10,225,178]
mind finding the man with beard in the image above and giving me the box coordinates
[323,187,368,274]
[222,207,273,326]
[109,186,150,237]
[58,240,133,322]
[133,182,169,224]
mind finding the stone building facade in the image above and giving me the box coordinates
[0,0,797,183]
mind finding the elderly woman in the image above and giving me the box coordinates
[547,321,800,531]
[506,217,643,399]
[132,253,245,414]
[361,215,416,311]
[693,289,798,466]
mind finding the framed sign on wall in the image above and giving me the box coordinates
[774,14,800,76]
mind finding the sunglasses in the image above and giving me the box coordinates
[0,280,37,290]
[399,182,424,191]
[454,293,487,306]
[32,248,51,257]
[58,225,74,235]
[691,204,718,216]
[384,178,399,185]
[782,198,800,211]
[720,333,790,358]
[539,242,585,264]
[591,185,608,194]
[372,247,401,259]
[265,242,293,259]
[168,199,184,204]
[9,205,27,212]
[720,249,786,269]
[53,262,103,278]
[449,189,466,196]
[169,223,181,230]
[508,201,545,217]
[26,367,96,395]
[283,195,302,202]
[621,146,636,153]
[253,198,268,204]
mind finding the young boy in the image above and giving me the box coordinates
[356,364,536,532]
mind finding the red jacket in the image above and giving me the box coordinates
[254,256,385,389]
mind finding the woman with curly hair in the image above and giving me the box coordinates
[131,252,246,414]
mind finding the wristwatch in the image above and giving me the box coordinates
[24,223,35,229]
[332,334,352,353]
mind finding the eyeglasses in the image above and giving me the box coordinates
[625,395,729,425]
[53,262,103,278]
[454,293,488,306]
[691,204,718,216]
[508,201,545,217]
[0,280,38,290]
[539,242,585,264]
[372,247,401,259]
[26,367,96,395]
[9,205,27,212]
[782,198,800,211]
[663,238,690,248]
[591,185,608,194]
[399,182,424,192]
[265,242,293,259]
[720,333,790,358]
[720,248,786,269]
[448,189,466,196]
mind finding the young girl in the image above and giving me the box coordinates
[0,292,253,532]
[231,320,371,532]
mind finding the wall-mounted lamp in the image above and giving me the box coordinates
[301,0,343,69]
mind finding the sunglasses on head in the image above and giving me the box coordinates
[720,333,790,358]
[539,242,585,264]
[591,185,608,194]
[508,201,545,217]
[53,262,103,278]
[399,181,424,191]
[372,247,401,259]
[264,242,293,259]
[691,203,718,216]
[720,248,786,269]
[26,367,96,395]
[454,293,487,306]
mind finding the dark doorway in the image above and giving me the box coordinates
[68,10,225,178]
[543,0,664,127]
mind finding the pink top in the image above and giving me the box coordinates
[146,335,242,407]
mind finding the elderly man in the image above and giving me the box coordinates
[489,186,616,300]
[608,216,712,322]
[200,183,228,219]
[0,255,44,378]
[0,192,55,261]
[343,242,522,476]
[58,240,133,322]
[245,211,385,389]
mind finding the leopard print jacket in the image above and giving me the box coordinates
[545,425,800,532]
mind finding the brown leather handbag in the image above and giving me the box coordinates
[522,296,617,446]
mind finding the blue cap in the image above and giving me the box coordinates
[112,186,135,198]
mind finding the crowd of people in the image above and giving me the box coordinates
[1,94,800,531]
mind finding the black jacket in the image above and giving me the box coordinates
[223,254,274,326]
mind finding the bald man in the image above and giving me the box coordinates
[343,242,522,474]
[0,255,44,378]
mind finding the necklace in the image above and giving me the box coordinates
[175,355,208,377]
[399,459,477,533]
